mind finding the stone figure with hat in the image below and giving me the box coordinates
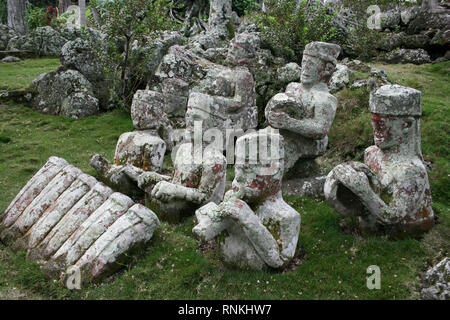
[265,41,341,174]
[193,129,301,270]
[324,85,434,238]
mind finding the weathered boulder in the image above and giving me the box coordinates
[154,45,210,84]
[277,62,302,84]
[208,0,234,40]
[407,2,450,35]
[0,24,18,50]
[225,32,261,66]
[421,258,450,300]
[0,157,159,287]
[60,38,111,108]
[32,69,99,118]
[1,56,20,63]
[132,31,185,83]
[114,131,166,172]
[382,48,431,64]
[282,176,327,199]
[91,155,141,199]
[329,63,353,93]
[7,26,68,56]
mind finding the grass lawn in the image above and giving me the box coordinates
[0,58,61,90]
[0,59,448,300]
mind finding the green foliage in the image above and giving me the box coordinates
[0,0,6,24]
[89,0,177,111]
[251,0,343,63]
[232,0,260,16]
[25,3,48,30]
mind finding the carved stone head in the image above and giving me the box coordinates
[370,85,422,155]
[232,129,284,203]
[301,41,341,86]
[185,92,228,137]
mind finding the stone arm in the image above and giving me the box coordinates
[151,180,207,204]
[137,171,171,192]
[212,70,255,113]
[267,95,336,140]
[151,152,226,204]
[193,198,285,268]
[332,163,426,225]
[220,198,285,268]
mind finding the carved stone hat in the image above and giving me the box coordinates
[303,41,341,66]
[370,85,422,116]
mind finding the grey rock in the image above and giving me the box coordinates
[329,64,353,93]
[133,31,185,83]
[383,48,431,64]
[1,56,20,63]
[277,62,302,84]
[421,258,450,300]
[225,32,261,66]
[0,24,18,50]
[32,69,99,118]
[7,26,68,56]
[282,176,327,199]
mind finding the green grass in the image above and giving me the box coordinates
[0,59,448,299]
[0,58,60,90]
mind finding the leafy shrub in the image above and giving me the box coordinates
[90,0,177,111]
[0,0,6,24]
[232,0,260,16]
[251,0,343,63]
[25,3,48,30]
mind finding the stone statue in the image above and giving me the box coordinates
[193,130,301,270]
[0,157,159,287]
[265,41,341,174]
[141,100,228,223]
[324,85,434,238]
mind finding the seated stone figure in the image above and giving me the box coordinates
[324,85,434,238]
[189,64,258,135]
[193,130,301,270]
[265,41,341,174]
[143,101,228,223]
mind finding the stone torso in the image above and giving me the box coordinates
[364,145,433,230]
[172,143,204,189]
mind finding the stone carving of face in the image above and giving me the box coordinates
[301,54,335,86]
[232,160,283,204]
[371,114,414,150]
[301,54,324,85]
[185,105,212,136]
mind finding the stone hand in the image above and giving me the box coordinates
[333,164,374,197]
[193,202,228,241]
[151,181,182,202]
[138,172,171,190]
[348,162,381,191]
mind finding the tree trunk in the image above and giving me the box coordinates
[79,0,86,26]
[59,0,71,14]
[7,0,26,34]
